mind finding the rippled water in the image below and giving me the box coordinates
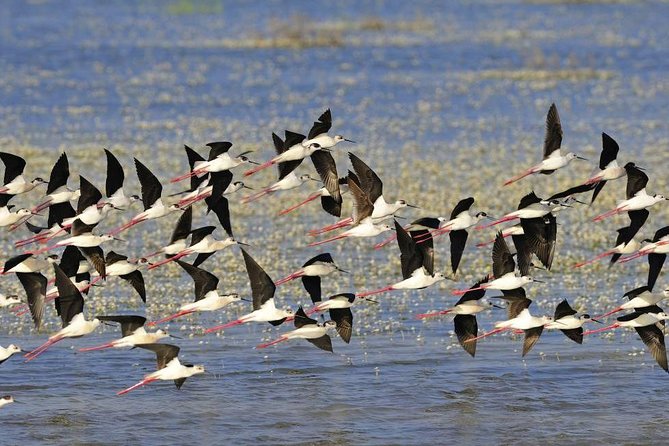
[2,1,669,444]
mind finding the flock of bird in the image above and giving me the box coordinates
[1,104,668,408]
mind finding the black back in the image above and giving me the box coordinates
[308,109,332,140]
[0,152,26,184]
[599,133,620,170]
[176,260,219,302]
[53,263,84,327]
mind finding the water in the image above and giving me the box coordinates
[2,1,669,444]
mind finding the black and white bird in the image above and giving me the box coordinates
[584,307,669,372]
[32,153,80,213]
[171,141,257,183]
[0,395,15,409]
[504,103,586,185]
[575,210,648,268]
[452,232,541,295]
[204,249,294,333]
[24,264,101,361]
[111,158,182,235]
[593,163,666,221]
[278,148,344,217]
[143,206,193,260]
[308,174,393,246]
[358,220,445,298]
[582,133,627,204]
[0,152,46,196]
[417,278,500,357]
[256,306,337,351]
[545,299,598,344]
[104,149,140,210]
[148,260,242,326]
[117,344,205,395]
[79,315,168,352]
[304,293,356,344]
[274,253,347,301]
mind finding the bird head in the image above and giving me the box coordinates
[7,344,21,353]
[32,177,47,185]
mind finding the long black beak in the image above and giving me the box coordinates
[337,267,349,274]
[406,204,420,209]
[240,297,252,303]
[590,318,604,324]
[533,279,545,283]
[247,160,260,165]
[576,156,588,160]
[491,303,504,309]
[236,241,251,247]
[243,185,254,190]
[113,237,126,242]
[169,334,183,339]
[344,139,356,143]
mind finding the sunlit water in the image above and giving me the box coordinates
[1,1,669,444]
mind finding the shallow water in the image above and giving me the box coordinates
[2,1,669,444]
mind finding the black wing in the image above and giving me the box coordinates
[450,197,475,220]
[137,343,180,370]
[184,145,207,192]
[454,278,489,305]
[410,229,434,276]
[16,272,46,330]
[74,184,101,219]
[518,191,542,209]
[652,226,669,242]
[625,164,648,199]
[454,314,478,357]
[205,196,232,237]
[560,328,584,344]
[46,153,69,195]
[492,232,515,278]
[207,171,233,208]
[522,326,544,356]
[347,174,374,224]
[554,299,578,320]
[0,152,26,184]
[189,226,216,247]
[3,253,33,274]
[293,306,318,329]
[206,142,233,160]
[628,210,649,237]
[79,246,106,278]
[648,253,666,291]
[97,315,147,337]
[241,249,275,310]
[48,202,76,229]
[308,109,332,140]
[548,183,595,201]
[120,271,146,303]
[303,253,334,266]
[306,334,333,352]
[105,250,128,266]
[170,206,192,244]
[395,220,423,279]
[134,158,162,210]
[176,260,219,302]
[283,130,306,149]
[53,264,84,327]
[104,149,125,197]
[59,246,86,277]
[590,181,607,204]
[543,103,562,159]
[500,288,531,319]
[320,196,342,218]
[329,307,353,343]
[635,325,668,372]
[520,214,556,270]
[348,153,383,204]
[599,133,620,170]
[310,150,341,204]
[449,229,468,275]
[511,234,531,277]
[301,276,322,304]
[410,217,441,229]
